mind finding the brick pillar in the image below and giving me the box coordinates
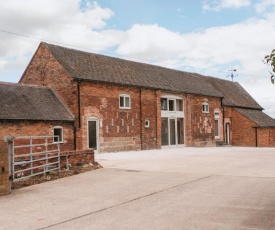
[0,140,11,196]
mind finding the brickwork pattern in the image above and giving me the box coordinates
[185,94,223,147]
[0,141,10,196]
[0,121,74,152]
[257,128,275,147]
[231,109,257,146]
[60,150,94,168]
[20,43,79,127]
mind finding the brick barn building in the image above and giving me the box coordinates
[0,82,75,152]
[3,42,274,153]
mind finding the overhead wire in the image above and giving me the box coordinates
[0,28,267,79]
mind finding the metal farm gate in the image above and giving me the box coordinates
[7,136,60,182]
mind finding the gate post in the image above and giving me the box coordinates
[0,137,11,196]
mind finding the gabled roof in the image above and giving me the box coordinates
[43,42,223,98]
[235,108,275,127]
[0,82,74,121]
[205,77,262,110]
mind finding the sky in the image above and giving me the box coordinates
[1,0,275,116]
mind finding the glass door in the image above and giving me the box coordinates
[169,118,176,145]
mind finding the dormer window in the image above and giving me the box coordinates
[202,102,209,113]
[119,94,131,109]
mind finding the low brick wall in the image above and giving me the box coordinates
[60,150,94,168]
[0,141,11,196]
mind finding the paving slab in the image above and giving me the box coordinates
[1,147,275,230]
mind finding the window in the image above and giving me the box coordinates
[161,98,168,110]
[161,96,183,113]
[119,94,131,109]
[202,102,209,113]
[215,111,220,138]
[53,126,63,143]
[176,99,183,111]
[168,100,175,111]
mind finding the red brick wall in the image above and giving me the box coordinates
[185,94,223,146]
[257,128,275,147]
[20,43,79,127]
[231,109,257,146]
[0,141,10,196]
[79,82,159,152]
[0,121,74,152]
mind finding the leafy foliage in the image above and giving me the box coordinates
[264,49,275,84]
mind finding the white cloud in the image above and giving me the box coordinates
[203,0,251,11]
[0,0,122,81]
[255,0,275,13]
[1,0,275,117]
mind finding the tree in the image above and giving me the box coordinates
[264,49,275,84]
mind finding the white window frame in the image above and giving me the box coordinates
[202,102,209,113]
[214,111,220,139]
[119,94,131,109]
[53,126,63,143]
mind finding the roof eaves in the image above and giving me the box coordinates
[72,77,223,98]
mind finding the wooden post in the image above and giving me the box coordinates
[0,139,11,196]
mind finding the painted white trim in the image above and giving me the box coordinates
[202,102,209,113]
[53,126,63,143]
[119,94,131,109]
[161,95,183,99]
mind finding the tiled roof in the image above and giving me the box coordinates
[43,43,223,98]
[204,77,262,109]
[235,108,275,127]
[43,42,262,110]
[0,82,74,121]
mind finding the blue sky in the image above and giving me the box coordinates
[0,0,275,115]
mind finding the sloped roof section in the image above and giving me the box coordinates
[43,42,223,98]
[235,108,275,127]
[0,82,74,121]
[205,77,262,110]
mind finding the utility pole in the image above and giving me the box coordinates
[227,69,238,82]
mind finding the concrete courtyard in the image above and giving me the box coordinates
[1,147,275,229]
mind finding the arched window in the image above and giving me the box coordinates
[119,94,131,109]
[202,102,209,113]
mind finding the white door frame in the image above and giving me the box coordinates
[162,117,184,148]
[87,118,100,153]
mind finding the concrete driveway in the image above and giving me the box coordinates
[1,147,275,230]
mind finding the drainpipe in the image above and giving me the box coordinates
[255,127,258,147]
[220,97,225,144]
[77,81,81,129]
[140,88,143,150]
[73,123,77,150]
[155,90,158,148]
